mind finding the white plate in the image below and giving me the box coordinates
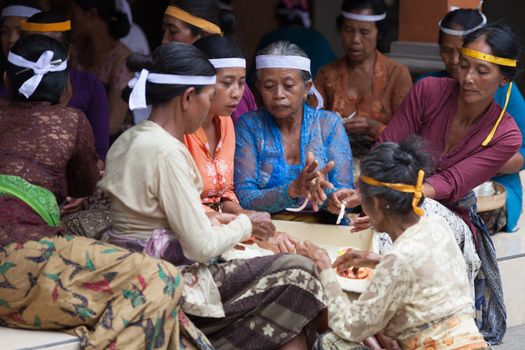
[324,246,373,293]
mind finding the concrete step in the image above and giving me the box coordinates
[0,327,79,349]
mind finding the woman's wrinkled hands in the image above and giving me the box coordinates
[288,151,319,199]
[309,161,335,212]
[332,248,382,273]
[345,116,384,137]
[295,240,332,272]
[246,211,276,241]
[60,197,86,215]
[349,215,371,233]
[207,212,238,226]
[257,232,299,254]
[327,188,361,214]
[288,152,335,211]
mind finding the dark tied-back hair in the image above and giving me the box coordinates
[463,22,520,81]
[438,9,482,45]
[336,0,388,39]
[359,135,433,215]
[169,0,236,37]
[193,35,244,59]
[24,11,71,49]
[74,0,130,40]
[122,42,215,106]
[7,34,68,103]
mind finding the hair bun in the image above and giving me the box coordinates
[219,9,236,37]
[108,10,130,40]
[127,53,153,72]
[393,149,413,166]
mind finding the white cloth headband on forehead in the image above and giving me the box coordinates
[8,50,67,98]
[341,11,386,22]
[1,5,41,19]
[128,68,217,110]
[209,58,246,69]
[438,11,487,36]
[255,54,325,109]
[256,55,311,72]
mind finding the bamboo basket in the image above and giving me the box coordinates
[476,182,506,213]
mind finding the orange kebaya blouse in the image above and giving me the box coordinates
[184,116,238,213]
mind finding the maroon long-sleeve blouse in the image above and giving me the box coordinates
[378,77,521,235]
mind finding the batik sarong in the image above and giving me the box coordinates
[315,314,487,350]
[189,254,326,350]
[0,235,194,349]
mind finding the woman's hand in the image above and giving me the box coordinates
[60,197,86,215]
[327,189,361,214]
[207,212,238,226]
[288,151,320,199]
[309,161,335,211]
[295,241,332,272]
[332,248,382,273]
[345,116,384,137]
[246,211,276,241]
[258,232,299,254]
[349,215,371,233]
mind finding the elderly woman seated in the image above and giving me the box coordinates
[326,22,521,345]
[235,41,353,223]
[299,138,487,350]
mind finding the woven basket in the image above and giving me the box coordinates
[477,182,506,213]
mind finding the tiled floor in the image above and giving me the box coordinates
[494,326,525,350]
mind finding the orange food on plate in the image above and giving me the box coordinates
[336,266,369,279]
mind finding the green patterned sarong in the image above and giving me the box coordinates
[0,175,60,227]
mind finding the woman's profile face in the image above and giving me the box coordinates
[184,85,216,133]
[457,37,508,105]
[162,15,200,45]
[339,8,378,64]
[209,67,246,117]
[1,16,25,56]
[359,191,385,232]
[257,68,309,120]
[439,31,464,80]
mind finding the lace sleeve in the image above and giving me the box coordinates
[324,115,354,191]
[319,254,411,342]
[234,117,295,213]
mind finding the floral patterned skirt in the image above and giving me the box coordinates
[0,235,211,350]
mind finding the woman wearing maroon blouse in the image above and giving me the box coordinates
[328,23,521,345]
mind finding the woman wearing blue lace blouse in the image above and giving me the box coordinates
[235,41,354,223]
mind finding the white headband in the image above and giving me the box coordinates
[255,54,324,109]
[7,50,67,98]
[256,55,311,72]
[209,58,246,69]
[438,10,487,36]
[341,11,386,22]
[1,5,41,19]
[128,69,217,110]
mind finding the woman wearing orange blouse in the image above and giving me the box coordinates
[315,0,412,157]
[184,36,244,214]
[185,36,299,254]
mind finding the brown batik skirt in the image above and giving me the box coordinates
[189,254,326,350]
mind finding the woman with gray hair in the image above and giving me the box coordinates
[234,41,354,223]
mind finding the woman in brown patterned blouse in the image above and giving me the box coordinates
[314,0,412,157]
[0,35,99,244]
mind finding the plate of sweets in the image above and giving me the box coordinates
[327,247,374,294]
